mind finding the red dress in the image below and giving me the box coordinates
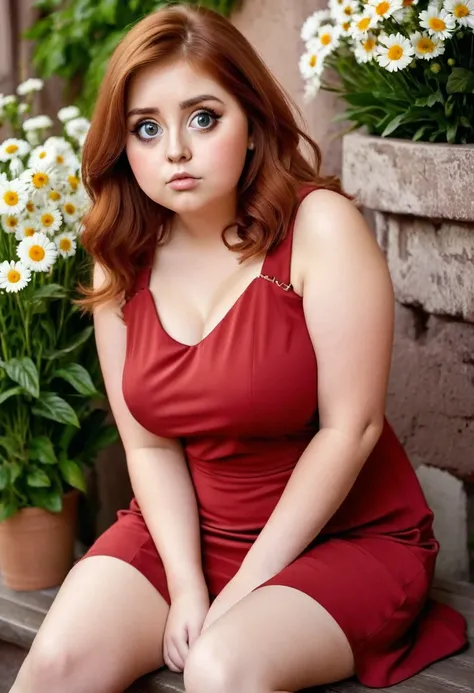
[84,186,467,687]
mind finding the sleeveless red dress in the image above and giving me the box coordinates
[84,186,467,687]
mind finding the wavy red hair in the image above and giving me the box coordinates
[79,3,344,310]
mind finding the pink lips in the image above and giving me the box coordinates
[167,173,200,191]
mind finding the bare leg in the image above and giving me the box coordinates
[10,556,169,693]
[184,585,354,693]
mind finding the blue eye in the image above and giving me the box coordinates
[190,109,220,130]
[133,121,162,141]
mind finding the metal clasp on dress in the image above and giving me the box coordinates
[259,274,293,292]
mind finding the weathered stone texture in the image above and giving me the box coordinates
[343,133,474,221]
[387,303,474,479]
[375,213,474,322]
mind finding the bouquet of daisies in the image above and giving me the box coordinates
[0,80,117,522]
[299,0,474,143]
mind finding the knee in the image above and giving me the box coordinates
[13,636,78,693]
[184,634,246,693]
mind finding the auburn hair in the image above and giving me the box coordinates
[79,3,344,310]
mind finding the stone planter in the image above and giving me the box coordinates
[342,132,474,581]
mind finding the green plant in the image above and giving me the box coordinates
[25,0,242,117]
[299,1,474,144]
[0,83,118,522]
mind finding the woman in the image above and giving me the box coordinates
[11,5,467,693]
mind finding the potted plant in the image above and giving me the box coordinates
[0,79,117,591]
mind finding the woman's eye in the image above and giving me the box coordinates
[135,121,161,141]
[190,110,218,130]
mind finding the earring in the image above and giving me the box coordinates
[248,141,255,150]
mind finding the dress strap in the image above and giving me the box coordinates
[134,265,152,292]
[260,184,319,288]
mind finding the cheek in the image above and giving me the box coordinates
[125,141,157,190]
[202,127,248,184]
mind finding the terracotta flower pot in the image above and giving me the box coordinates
[0,490,79,591]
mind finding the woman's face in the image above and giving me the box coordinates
[125,59,250,216]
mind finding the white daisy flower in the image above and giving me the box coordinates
[0,260,31,293]
[18,103,29,115]
[61,198,81,224]
[47,189,64,205]
[368,0,404,19]
[410,31,446,58]
[303,78,321,103]
[17,78,44,96]
[350,10,380,38]
[301,11,332,42]
[15,220,37,241]
[57,105,81,123]
[354,33,379,62]
[55,231,77,258]
[334,0,359,20]
[22,115,54,132]
[377,32,415,71]
[37,206,63,235]
[21,165,57,196]
[0,173,8,186]
[419,6,456,38]
[66,174,81,194]
[299,48,325,80]
[17,232,57,272]
[0,138,31,162]
[338,18,354,35]
[1,214,21,234]
[0,178,29,215]
[9,158,24,177]
[310,24,342,55]
[444,0,474,26]
[27,145,57,170]
[65,117,90,142]
[329,0,346,16]
[24,198,38,216]
[0,95,17,108]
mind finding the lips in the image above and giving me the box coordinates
[167,172,197,183]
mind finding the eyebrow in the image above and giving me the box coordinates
[127,94,225,118]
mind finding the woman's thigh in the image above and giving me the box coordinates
[12,556,169,693]
[184,584,354,693]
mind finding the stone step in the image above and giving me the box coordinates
[0,577,472,692]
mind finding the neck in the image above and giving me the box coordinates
[172,191,238,245]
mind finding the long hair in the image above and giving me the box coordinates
[79,3,344,310]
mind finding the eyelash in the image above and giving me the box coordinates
[130,108,222,143]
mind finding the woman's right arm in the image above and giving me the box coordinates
[92,263,206,600]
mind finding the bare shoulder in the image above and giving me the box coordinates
[292,188,390,290]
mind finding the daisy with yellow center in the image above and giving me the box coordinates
[419,5,456,38]
[334,0,359,19]
[55,231,77,258]
[444,0,474,27]
[299,46,325,80]
[368,0,403,18]
[27,146,56,170]
[49,190,62,203]
[68,175,80,192]
[0,138,30,162]
[21,165,57,196]
[410,31,445,59]
[0,260,31,293]
[1,214,20,234]
[0,179,29,215]
[354,33,378,63]
[37,206,63,235]
[61,198,80,224]
[312,24,342,55]
[350,10,379,39]
[376,32,415,71]
[17,232,57,272]
[15,221,37,241]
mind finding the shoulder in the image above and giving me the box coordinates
[292,188,390,286]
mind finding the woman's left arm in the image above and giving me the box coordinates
[240,189,395,580]
[201,189,395,629]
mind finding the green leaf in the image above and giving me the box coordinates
[45,326,94,360]
[32,283,68,301]
[0,357,40,398]
[446,68,474,95]
[0,467,9,490]
[427,91,444,107]
[413,125,429,142]
[32,393,80,428]
[53,363,97,396]
[445,95,455,117]
[29,488,63,512]
[0,386,24,405]
[0,437,20,459]
[27,467,52,488]
[0,499,18,522]
[10,462,22,484]
[382,114,405,138]
[59,459,86,492]
[29,436,57,465]
[447,121,458,144]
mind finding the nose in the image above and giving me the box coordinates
[166,127,191,163]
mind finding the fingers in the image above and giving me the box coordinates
[186,621,202,648]
[164,631,189,673]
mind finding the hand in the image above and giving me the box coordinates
[163,585,210,673]
[201,569,265,633]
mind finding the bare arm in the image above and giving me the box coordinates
[93,263,205,598]
[240,189,394,580]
